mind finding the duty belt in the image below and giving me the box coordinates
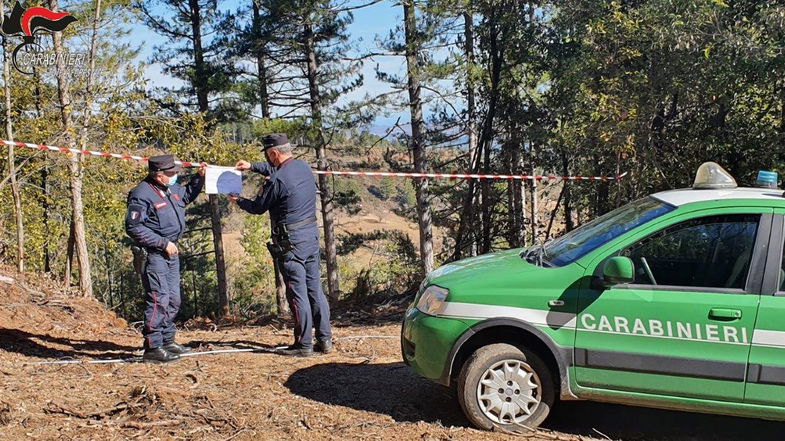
[268,216,317,259]
[274,216,317,234]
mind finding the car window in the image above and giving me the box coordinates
[544,197,674,266]
[621,214,759,289]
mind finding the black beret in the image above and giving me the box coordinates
[148,154,182,172]
[262,133,289,150]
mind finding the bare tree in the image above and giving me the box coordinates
[403,0,434,275]
[0,0,23,273]
[79,0,102,179]
[50,0,93,297]
[302,20,341,301]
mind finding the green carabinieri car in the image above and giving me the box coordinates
[401,162,785,431]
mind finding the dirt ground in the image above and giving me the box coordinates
[2,270,785,440]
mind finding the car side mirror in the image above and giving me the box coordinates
[602,256,635,286]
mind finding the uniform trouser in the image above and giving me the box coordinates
[279,247,332,347]
[141,251,181,349]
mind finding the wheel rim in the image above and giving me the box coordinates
[476,358,541,425]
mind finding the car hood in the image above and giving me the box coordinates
[422,247,586,309]
[425,248,540,287]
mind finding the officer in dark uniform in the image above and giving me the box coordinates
[125,154,206,363]
[232,133,333,357]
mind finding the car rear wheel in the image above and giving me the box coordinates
[457,343,555,431]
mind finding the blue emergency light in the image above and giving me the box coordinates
[755,170,778,189]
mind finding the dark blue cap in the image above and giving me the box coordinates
[148,154,182,172]
[262,133,289,150]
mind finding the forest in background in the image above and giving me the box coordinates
[0,0,784,322]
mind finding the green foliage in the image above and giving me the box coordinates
[332,178,362,215]
[367,177,397,201]
[4,0,785,321]
[137,0,244,123]
[231,214,278,318]
[392,181,417,219]
[342,230,420,303]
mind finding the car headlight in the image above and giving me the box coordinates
[415,285,449,316]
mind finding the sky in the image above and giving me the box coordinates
[125,1,409,134]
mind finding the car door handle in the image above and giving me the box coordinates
[548,300,565,307]
[708,308,742,321]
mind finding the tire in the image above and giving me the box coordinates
[457,343,555,432]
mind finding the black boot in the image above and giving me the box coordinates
[315,338,333,354]
[162,342,192,355]
[276,344,314,357]
[143,347,180,363]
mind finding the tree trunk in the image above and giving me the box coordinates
[0,0,23,273]
[480,133,491,253]
[32,64,50,272]
[252,0,285,311]
[272,254,288,314]
[530,178,538,243]
[65,218,75,289]
[516,143,526,245]
[452,9,479,261]
[189,0,230,314]
[594,154,609,216]
[531,177,540,243]
[545,183,566,240]
[77,0,102,291]
[530,142,538,243]
[78,0,101,155]
[41,165,51,272]
[452,144,482,261]
[209,195,230,314]
[503,142,525,248]
[476,10,502,254]
[562,153,574,232]
[269,217,288,315]
[189,0,209,114]
[505,144,515,247]
[304,20,340,301]
[50,0,92,297]
[403,0,433,275]
[252,1,270,119]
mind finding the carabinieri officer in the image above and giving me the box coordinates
[125,154,206,363]
[232,133,333,357]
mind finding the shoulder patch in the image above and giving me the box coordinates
[126,202,146,225]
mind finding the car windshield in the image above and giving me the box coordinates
[543,197,675,266]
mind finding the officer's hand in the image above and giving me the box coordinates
[228,193,239,203]
[235,160,251,172]
[165,241,179,257]
[198,162,208,177]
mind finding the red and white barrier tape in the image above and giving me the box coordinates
[2,139,627,181]
[313,170,627,181]
[2,139,198,167]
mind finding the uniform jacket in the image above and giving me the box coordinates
[125,175,204,250]
[237,158,320,258]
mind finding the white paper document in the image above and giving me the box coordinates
[205,166,242,195]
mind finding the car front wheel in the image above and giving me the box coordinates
[457,343,555,431]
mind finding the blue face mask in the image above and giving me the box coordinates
[167,174,178,187]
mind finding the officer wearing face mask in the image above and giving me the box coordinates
[125,154,207,363]
[232,133,333,357]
